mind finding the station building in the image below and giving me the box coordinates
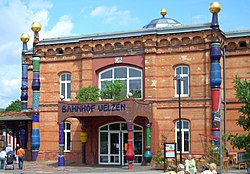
[0,4,249,166]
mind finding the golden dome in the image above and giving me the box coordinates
[31,22,42,32]
[160,9,167,18]
[20,33,30,42]
[209,2,221,13]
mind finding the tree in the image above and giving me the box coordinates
[76,81,127,102]
[100,80,127,101]
[76,85,100,102]
[228,76,250,165]
[5,99,21,112]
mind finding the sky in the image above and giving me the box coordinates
[0,0,250,108]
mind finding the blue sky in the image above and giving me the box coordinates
[0,0,250,108]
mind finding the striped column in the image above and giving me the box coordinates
[31,22,42,161]
[125,120,135,169]
[143,123,152,166]
[209,2,222,146]
[20,33,30,111]
[58,122,65,166]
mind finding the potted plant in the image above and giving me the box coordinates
[227,76,250,174]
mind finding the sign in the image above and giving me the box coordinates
[62,103,126,113]
[115,57,123,63]
[214,116,221,122]
[164,143,176,158]
[163,143,176,172]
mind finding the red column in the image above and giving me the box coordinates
[126,120,135,169]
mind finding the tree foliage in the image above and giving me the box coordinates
[76,85,100,102]
[100,80,127,101]
[76,81,127,102]
[228,76,250,163]
[5,99,21,112]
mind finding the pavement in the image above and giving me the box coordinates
[0,160,248,174]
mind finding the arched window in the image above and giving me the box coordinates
[64,122,71,152]
[60,73,71,100]
[99,66,142,99]
[175,66,189,97]
[175,120,190,153]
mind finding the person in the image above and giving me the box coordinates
[201,163,212,174]
[185,153,197,174]
[5,144,13,153]
[15,144,20,164]
[0,148,6,169]
[210,163,217,174]
[17,147,25,169]
[177,164,185,174]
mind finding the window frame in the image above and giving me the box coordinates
[175,120,190,153]
[64,122,71,152]
[175,65,189,97]
[60,73,72,101]
[98,66,143,99]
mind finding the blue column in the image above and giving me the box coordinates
[31,22,42,161]
[58,122,65,167]
[20,33,30,111]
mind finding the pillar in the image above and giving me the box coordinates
[125,120,135,169]
[143,123,152,165]
[209,2,222,146]
[20,33,30,111]
[31,22,42,161]
[80,122,88,163]
[58,122,65,167]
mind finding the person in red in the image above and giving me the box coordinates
[17,147,25,169]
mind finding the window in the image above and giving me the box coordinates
[99,66,142,99]
[239,41,247,48]
[175,120,190,153]
[60,73,71,100]
[56,48,64,55]
[175,66,189,97]
[64,122,71,152]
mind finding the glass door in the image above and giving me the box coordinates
[110,132,120,164]
[122,132,128,165]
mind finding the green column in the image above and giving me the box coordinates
[143,123,152,165]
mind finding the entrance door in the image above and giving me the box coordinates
[99,122,143,165]
[110,132,120,164]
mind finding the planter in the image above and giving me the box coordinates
[155,163,164,170]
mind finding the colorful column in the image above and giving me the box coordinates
[143,123,152,165]
[80,122,88,163]
[125,120,135,169]
[20,33,30,111]
[209,2,222,146]
[31,22,42,161]
[58,122,65,166]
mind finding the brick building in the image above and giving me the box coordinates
[1,5,249,167]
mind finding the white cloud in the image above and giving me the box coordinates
[0,0,74,108]
[90,6,138,26]
[42,15,74,38]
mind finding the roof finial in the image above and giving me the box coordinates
[209,2,221,14]
[160,9,167,18]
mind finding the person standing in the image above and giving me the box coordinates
[17,147,25,169]
[0,148,6,169]
[185,153,197,174]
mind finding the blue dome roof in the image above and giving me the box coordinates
[143,17,181,29]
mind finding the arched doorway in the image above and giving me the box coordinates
[98,122,143,165]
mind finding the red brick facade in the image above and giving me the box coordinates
[23,23,250,164]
